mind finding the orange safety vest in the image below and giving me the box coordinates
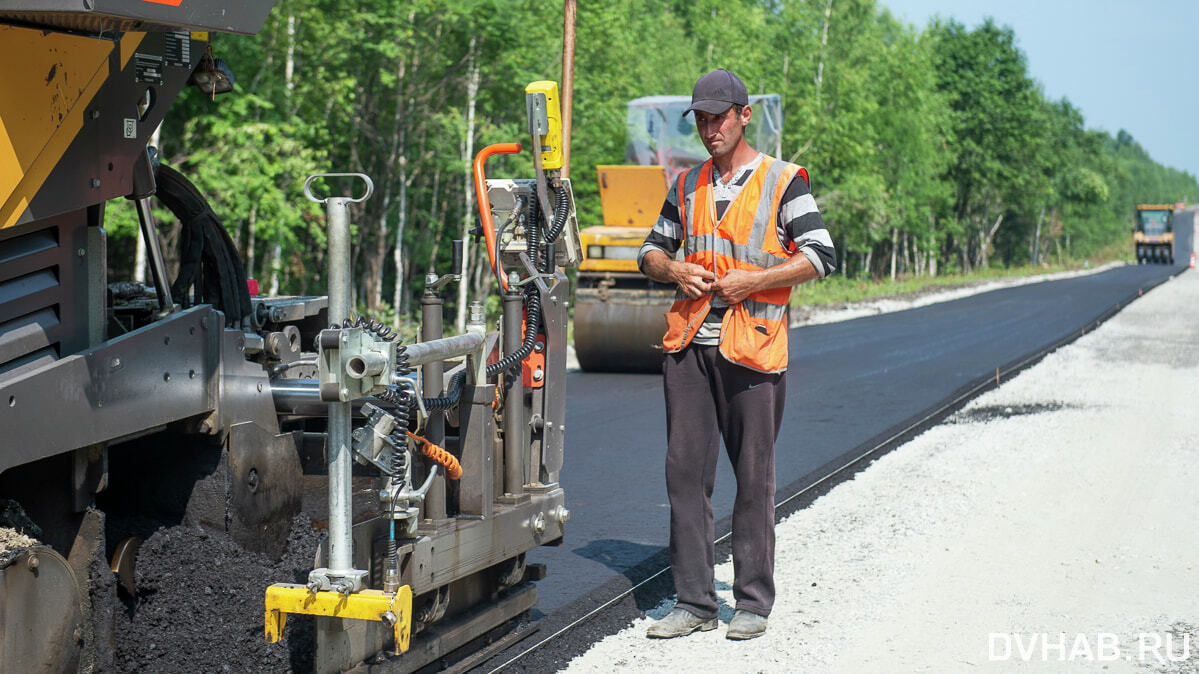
[662,155,804,373]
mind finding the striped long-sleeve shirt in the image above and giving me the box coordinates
[637,153,836,345]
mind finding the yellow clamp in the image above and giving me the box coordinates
[265,584,413,654]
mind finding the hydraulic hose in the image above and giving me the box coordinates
[544,183,570,258]
[406,432,462,480]
[154,164,253,326]
[473,143,522,292]
[485,193,543,378]
[486,286,540,378]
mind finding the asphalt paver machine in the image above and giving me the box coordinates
[0,2,579,670]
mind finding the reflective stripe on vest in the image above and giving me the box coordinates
[661,155,802,373]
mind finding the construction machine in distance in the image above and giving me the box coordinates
[0,3,581,672]
[573,94,783,372]
[1134,204,1175,264]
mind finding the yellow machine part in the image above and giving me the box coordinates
[265,584,413,654]
[579,225,652,273]
[525,80,563,170]
[0,26,146,230]
[577,165,670,273]
[1136,203,1175,211]
[596,164,668,227]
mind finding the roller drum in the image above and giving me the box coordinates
[573,287,673,372]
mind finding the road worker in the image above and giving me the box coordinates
[638,68,835,640]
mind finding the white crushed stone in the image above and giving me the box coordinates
[564,268,1198,672]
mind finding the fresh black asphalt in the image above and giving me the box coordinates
[527,214,1192,630]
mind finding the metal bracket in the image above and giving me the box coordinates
[265,584,412,654]
[305,567,369,595]
[317,327,397,402]
[529,132,555,235]
[515,251,557,295]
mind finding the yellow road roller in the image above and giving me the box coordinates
[1134,203,1174,264]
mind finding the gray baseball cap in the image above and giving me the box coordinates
[683,69,749,117]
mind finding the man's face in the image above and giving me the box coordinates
[694,104,752,159]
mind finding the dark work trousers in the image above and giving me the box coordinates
[664,344,786,619]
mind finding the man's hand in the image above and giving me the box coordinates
[643,248,819,302]
[642,250,715,299]
[711,268,760,304]
[670,262,716,299]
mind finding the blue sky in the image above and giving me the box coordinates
[879,0,1199,179]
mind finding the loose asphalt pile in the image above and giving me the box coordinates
[564,268,1199,672]
[114,514,321,673]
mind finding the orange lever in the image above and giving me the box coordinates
[473,142,522,292]
[406,431,462,481]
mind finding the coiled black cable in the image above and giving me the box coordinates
[424,370,466,411]
[376,384,416,430]
[339,314,398,342]
[395,344,412,377]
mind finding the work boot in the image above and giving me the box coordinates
[645,608,718,639]
[726,609,768,640]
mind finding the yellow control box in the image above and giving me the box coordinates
[525,81,563,170]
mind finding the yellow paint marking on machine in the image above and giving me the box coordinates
[580,225,654,273]
[524,81,563,170]
[579,164,672,273]
[0,24,115,229]
[596,164,669,227]
[265,584,413,654]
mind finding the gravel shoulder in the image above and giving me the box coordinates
[563,268,1197,672]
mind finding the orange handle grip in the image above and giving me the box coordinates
[406,431,462,481]
[473,142,522,292]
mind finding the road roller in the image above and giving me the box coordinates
[1134,203,1175,264]
[0,3,581,671]
[573,94,783,372]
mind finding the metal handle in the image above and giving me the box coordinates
[304,172,374,204]
[451,239,464,276]
[473,143,522,291]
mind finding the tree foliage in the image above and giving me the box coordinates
[114,0,1199,319]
